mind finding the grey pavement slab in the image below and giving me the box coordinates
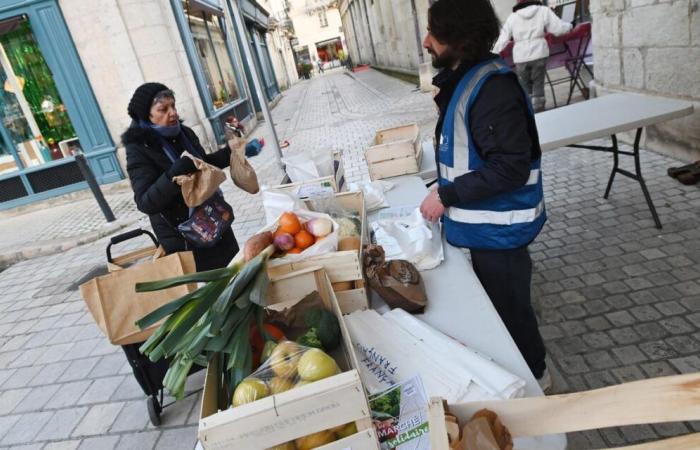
[0,69,697,449]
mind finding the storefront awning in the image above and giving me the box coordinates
[240,0,271,30]
[188,0,224,17]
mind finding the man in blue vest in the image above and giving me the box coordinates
[419,0,550,391]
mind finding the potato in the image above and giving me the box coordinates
[244,231,273,262]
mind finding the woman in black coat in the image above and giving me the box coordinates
[123,82,238,271]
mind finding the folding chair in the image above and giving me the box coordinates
[544,22,593,107]
[429,372,700,449]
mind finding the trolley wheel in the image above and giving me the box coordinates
[147,395,161,426]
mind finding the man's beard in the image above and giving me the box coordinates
[429,48,459,69]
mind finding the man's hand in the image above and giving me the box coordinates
[420,190,445,222]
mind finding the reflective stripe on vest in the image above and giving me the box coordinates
[437,58,546,249]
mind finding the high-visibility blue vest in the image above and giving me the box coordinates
[438,58,546,250]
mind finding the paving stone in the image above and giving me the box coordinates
[12,383,61,413]
[655,301,686,316]
[558,355,589,374]
[0,410,54,445]
[606,310,636,327]
[72,402,124,437]
[35,406,88,441]
[619,424,658,444]
[154,425,198,450]
[609,327,642,345]
[0,388,31,415]
[611,346,647,365]
[58,358,100,382]
[115,431,161,450]
[1,366,41,390]
[77,375,124,405]
[44,380,92,409]
[659,316,694,335]
[560,304,587,320]
[584,351,617,370]
[665,335,700,354]
[652,422,689,438]
[639,340,679,361]
[640,361,678,378]
[612,365,646,383]
[110,400,149,433]
[77,435,120,450]
[634,322,669,341]
[630,305,662,322]
[90,354,128,379]
[583,369,617,389]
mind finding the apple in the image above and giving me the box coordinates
[334,422,358,439]
[268,442,297,450]
[269,341,302,379]
[295,379,313,388]
[297,348,339,382]
[232,378,269,407]
[269,376,294,394]
[295,430,336,450]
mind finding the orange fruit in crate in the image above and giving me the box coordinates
[294,230,315,250]
[278,212,302,235]
[287,247,302,254]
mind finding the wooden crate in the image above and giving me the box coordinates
[365,123,422,180]
[267,191,369,314]
[427,373,700,450]
[198,268,379,450]
[274,151,346,198]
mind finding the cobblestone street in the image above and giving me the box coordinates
[0,69,698,449]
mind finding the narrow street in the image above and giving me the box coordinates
[0,69,698,449]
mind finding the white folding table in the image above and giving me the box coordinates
[417,92,694,228]
[369,176,567,449]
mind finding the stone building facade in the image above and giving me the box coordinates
[591,0,700,161]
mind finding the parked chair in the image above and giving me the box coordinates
[544,22,593,107]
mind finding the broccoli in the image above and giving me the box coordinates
[304,308,341,351]
[297,328,324,349]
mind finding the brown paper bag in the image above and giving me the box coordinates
[80,251,197,345]
[227,135,260,194]
[172,152,226,208]
[364,244,427,313]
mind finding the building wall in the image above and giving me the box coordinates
[58,0,216,168]
[339,0,514,74]
[266,0,301,89]
[288,0,346,63]
[591,0,700,161]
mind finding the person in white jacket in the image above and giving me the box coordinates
[493,0,572,111]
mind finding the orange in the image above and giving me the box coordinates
[278,212,301,235]
[273,227,288,239]
[287,247,302,254]
[294,230,315,250]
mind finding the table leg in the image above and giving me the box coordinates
[603,134,619,199]
[631,128,663,229]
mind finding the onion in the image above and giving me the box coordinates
[305,218,333,238]
[273,233,295,251]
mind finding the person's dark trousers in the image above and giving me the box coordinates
[470,246,547,378]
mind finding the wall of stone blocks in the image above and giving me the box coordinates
[592,0,700,161]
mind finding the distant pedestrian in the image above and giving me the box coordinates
[123,82,239,271]
[317,59,324,74]
[493,0,572,112]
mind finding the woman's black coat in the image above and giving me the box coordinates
[122,124,238,271]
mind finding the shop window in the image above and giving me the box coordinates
[0,15,79,170]
[184,1,241,110]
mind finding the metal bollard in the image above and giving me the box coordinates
[74,153,116,223]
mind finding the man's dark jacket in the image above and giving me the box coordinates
[434,54,542,208]
[122,125,237,271]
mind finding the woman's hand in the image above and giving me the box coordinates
[167,156,197,178]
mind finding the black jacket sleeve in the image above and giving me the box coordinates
[202,146,231,169]
[437,74,534,207]
[126,145,182,215]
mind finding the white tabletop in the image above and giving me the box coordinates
[369,176,566,449]
[415,92,694,179]
[535,92,694,151]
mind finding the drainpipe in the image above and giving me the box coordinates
[409,0,424,64]
[361,0,377,64]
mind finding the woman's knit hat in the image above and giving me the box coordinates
[127,82,170,121]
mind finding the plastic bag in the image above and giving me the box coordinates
[281,151,334,182]
[263,209,340,263]
[348,180,394,212]
[232,340,340,407]
[306,195,363,251]
[262,189,305,225]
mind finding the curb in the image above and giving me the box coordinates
[0,216,140,270]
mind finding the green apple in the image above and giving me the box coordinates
[269,341,302,379]
[268,442,296,450]
[295,430,336,450]
[269,376,294,394]
[297,348,339,382]
[333,422,358,439]
[294,379,313,388]
[232,378,269,407]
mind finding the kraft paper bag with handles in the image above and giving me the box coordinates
[227,132,260,194]
[172,151,227,208]
[80,250,197,346]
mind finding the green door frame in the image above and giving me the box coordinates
[0,0,121,210]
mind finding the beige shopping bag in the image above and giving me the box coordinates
[227,135,260,194]
[80,251,197,345]
[172,152,226,208]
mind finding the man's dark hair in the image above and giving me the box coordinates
[428,0,501,62]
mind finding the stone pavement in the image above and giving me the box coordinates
[0,69,697,449]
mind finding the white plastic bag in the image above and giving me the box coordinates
[281,151,334,182]
[262,209,340,264]
[371,208,444,271]
[261,189,304,225]
[348,180,393,212]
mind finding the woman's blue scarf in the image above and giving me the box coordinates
[139,120,201,162]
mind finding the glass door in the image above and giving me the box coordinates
[0,15,81,172]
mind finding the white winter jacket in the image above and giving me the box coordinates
[493,4,573,64]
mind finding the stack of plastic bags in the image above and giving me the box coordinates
[344,309,525,403]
